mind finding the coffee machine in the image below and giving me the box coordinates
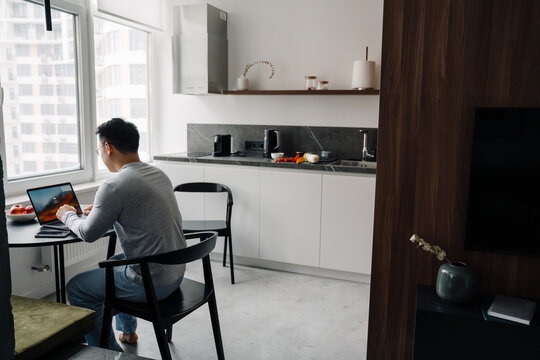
[212,134,232,156]
[263,129,280,158]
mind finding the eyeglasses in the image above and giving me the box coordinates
[95,143,105,156]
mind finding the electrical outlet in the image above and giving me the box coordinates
[245,140,264,150]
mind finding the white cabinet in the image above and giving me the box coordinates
[320,175,375,274]
[259,170,322,267]
[204,166,260,258]
[153,162,205,220]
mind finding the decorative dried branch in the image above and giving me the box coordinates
[410,234,451,263]
[243,60,275,78]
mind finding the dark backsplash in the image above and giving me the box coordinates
[187,124,377,161]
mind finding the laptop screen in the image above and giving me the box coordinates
[27,183,82,225]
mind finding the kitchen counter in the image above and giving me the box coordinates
[153,153,376,174]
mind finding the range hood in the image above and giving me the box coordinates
[172,3,228,94]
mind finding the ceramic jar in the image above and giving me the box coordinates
[237,75,248,90]
[436,261,476,304]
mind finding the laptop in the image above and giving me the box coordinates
[27,182,84,230]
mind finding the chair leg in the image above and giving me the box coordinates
[222,236,227,267]
[208,293,225,360]
[99,304,114,348]
[152,321,172,360]
[228,234,235,284]
[166,325,173,342]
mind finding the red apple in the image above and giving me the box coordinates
[25,205,34,214]
[10,204,26,215]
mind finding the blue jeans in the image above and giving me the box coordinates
[66,253,184,351]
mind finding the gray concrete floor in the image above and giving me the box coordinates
[116,261,370,360]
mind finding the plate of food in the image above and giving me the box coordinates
[5,204,37,223]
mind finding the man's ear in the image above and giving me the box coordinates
[105,142,113,155]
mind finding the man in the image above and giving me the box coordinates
[56,118,186,351]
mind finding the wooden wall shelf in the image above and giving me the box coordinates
[222,89,380,95]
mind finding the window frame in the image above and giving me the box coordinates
[0,0,155,196]
[0,0,95,197]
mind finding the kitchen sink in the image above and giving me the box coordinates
[330,160,376,168]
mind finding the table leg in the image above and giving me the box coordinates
[59,244,66,304]
[106,233,117,259]
[53,245,60,303]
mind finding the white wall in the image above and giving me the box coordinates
[153,0,384,155]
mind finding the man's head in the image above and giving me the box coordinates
[96,118,141,171]
[96,118,140,154]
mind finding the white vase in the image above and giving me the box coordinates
[237,76,249,91]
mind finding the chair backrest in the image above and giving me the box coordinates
[142,231,217,266]
[174,182,233,206]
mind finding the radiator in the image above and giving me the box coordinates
[41,238,110,273]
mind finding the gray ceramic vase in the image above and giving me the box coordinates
[436,261,476,304]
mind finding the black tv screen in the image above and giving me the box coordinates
[465,108,540,256]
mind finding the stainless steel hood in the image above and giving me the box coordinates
[172,3,228,94]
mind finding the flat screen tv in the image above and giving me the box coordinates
[465,108,540,256]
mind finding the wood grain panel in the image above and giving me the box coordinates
[367,0,540,359]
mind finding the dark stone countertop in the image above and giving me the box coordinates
[153,153,376,175]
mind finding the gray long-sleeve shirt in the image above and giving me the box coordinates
[62,162,186,287]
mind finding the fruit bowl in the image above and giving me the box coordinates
[5,210,36,223]
[271,152,284,160]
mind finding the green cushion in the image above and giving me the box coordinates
[12,295,95,360]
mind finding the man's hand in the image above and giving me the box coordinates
[83,204,93,216]
[56,205,77,221]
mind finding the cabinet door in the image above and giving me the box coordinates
[259,170,322,267]
[153,162,205,220]
[205,166,260,258]
[320,175,375,274]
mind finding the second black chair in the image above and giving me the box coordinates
[174,182,235,284]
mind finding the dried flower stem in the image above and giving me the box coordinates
[243,60,275,78]
[410,234,451,263]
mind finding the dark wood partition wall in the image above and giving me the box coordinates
[367,0,540,359]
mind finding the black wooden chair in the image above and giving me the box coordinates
[98,231,224,360]
[174,182,235,284]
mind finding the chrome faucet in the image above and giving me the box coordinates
[359,130,375,162]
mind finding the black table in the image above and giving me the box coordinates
[413,285,540,359]
[7,220,116,304]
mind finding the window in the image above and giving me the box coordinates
[109,65,121,85]
[17,64,31,76]
[58,123,77,135]
[0,1,83,183]
[39,65,53,76]
[130,99,146,118]
[23,161,37,172]
[15,44,29,56]
[59,143,77,153]
[58,104,76,116]
[57,84,75,96]
[42,123,56,135]
[94,17,150,168]
[130,31,145,50]
[22,142,35,153]
[13,24,28,38]
[40,84,54,96]
[130,64,145,85]
[56,64,74,77]
[18,84,33,96]
[19,104,33,115]
[43,143,57,153]
[41,104,55,115]
[21,123,35,134]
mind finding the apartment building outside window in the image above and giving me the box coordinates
[94,17,150,169]
[0,0,83,183]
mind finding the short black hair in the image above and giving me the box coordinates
[96,118,139,154]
